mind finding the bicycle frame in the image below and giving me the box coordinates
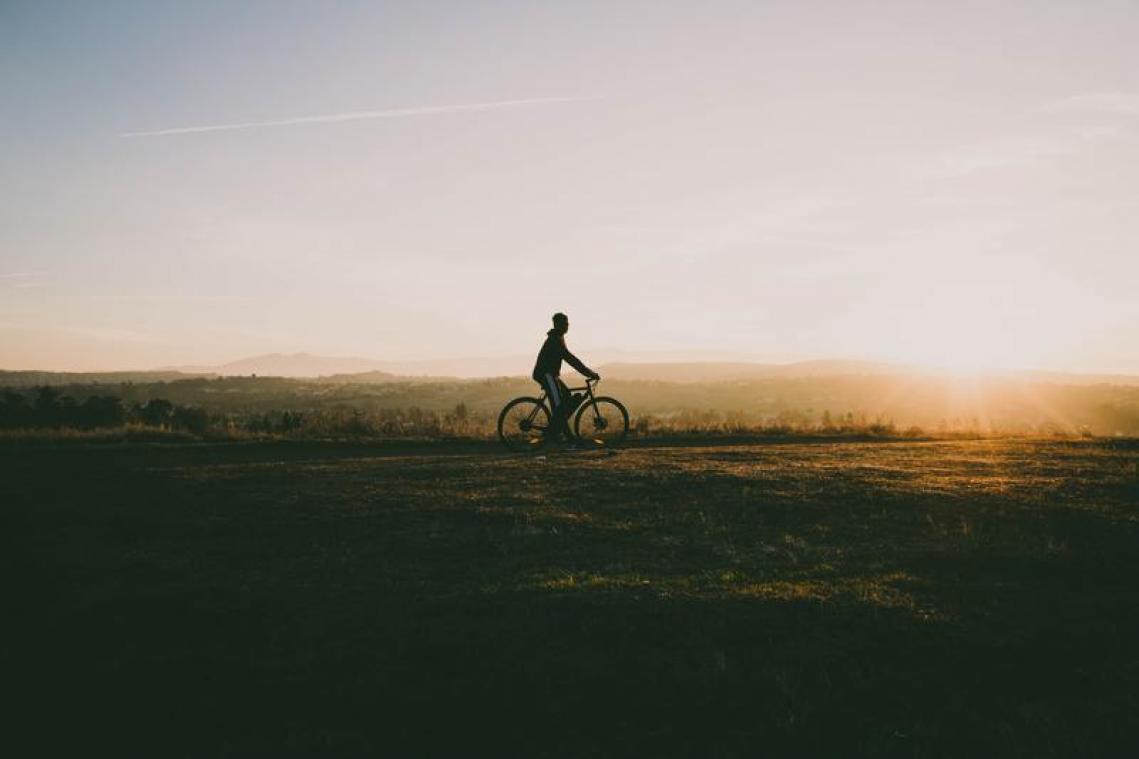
[525,377,600,429]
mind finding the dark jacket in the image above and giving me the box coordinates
[532,329,593,381]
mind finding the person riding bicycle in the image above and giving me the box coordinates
[532,312,599,440]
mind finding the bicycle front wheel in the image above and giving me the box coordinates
[498,397,552,452]
[574,397,629,447]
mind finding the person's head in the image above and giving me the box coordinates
[552,312,569,334]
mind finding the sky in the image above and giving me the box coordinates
[2,0,1138,373]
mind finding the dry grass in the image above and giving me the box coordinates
[3,438,1138,756]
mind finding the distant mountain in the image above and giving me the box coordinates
[321,370,408,384]
[162,353,395,378]
[164,353,914,382]
[367,355,532,379]
[151,353,1139,385]
[158,352,533,379]
[6,356,1139,389]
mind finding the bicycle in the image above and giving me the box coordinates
[497,377,629,452]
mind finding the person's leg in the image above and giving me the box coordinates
[542,374,564,439]
[556,378,574,438]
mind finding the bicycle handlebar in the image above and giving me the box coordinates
[566,376,600,392]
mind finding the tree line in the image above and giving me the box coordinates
[0,387,480,438]
[0,387,209,433]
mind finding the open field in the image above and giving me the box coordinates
[4,438,1139,756]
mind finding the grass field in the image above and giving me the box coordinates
[4,438,1138,756]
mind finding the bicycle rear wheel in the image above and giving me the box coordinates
[498,397,552,452]
[574,397,629,447]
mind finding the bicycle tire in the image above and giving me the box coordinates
[497,397,552,452]
[574,396,629,447]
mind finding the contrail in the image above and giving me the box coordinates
[122,96,595,137]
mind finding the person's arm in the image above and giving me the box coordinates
[560,337,598,378]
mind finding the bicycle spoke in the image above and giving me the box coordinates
[574,397,629,446]
[498,398,552,452]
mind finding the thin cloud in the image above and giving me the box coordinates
[3,271,50,289]
[62,326,158,343]
[122,96,596,137]
[82,295,249,302]
[924,124,1126,179]
[927,136,1073,177]
[1,270,50,279]
[1043,92,1139,115]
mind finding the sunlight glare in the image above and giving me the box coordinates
[900,304,1017,375]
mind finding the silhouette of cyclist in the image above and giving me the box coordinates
[532,312,599,440]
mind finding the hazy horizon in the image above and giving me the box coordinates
[5,347,1139,382]
[4,2,1138,374]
